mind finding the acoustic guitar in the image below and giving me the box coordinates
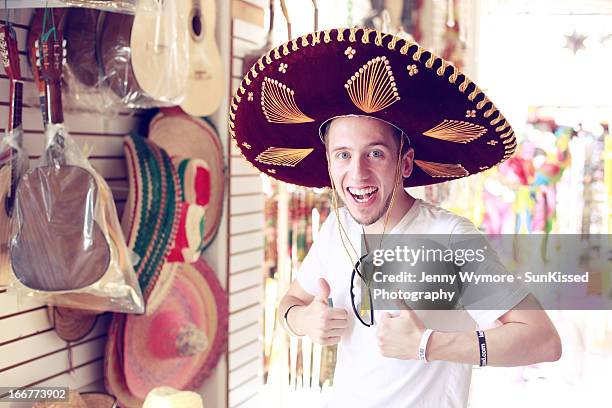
[179,0,224,116]
[0,24,26,287]
[130,0,190,102]
[10,31,111,292]
[64,8,100,88]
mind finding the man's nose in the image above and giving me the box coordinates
[349,155,369,180]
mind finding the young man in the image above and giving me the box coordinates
[229,27,561,407]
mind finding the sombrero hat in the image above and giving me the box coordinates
[105,259,228,406]
[121,134,181,314]
[229,27,517,188]
[148,108,225,249]
[142,387,203,408]
[80,392,118,408]
[48,305,99,342]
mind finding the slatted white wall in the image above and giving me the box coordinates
[0,8,143,398]
[227,1,267,406]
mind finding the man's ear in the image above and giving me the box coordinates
[401,148,415,179]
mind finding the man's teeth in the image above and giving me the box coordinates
[348,187,377,195]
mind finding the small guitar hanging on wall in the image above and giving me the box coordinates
[180,0,224,116]
[10,26,111,292]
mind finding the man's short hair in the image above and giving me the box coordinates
[320,117,412,156]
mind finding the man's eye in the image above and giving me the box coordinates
[370,150,383,158]
[338,151,350,160]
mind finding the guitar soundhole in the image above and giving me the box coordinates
[191,10,204,42]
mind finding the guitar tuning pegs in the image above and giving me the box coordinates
[62,39,67,47]
[35,39,39,48]
[36,60,40,67]
[62,49,67,57]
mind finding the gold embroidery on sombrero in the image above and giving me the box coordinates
[255,147,314,167]
[242,142,251,150]
[436,60,450,76]
[487,140,498,146]
[490,112,504,126]
[247,92,253,102]
[465,110,476,118]
[448,67,459,83]
[323,30,332,43]
[500,129,513,139]
[414,160,470,178]
[422,120,487,144]
[344,56,400,114]
[361,28,374,43]
[388,36,399,50]
[476,96,490,110]
[479,166,489,170]
[425,53,436,68]
[278,63,288,74]
[312,31,321,45]
[407,64,418,76]
[345,46,356,59]
[496,120,510,132]
[267,168,276,174]
[261,77,314,124]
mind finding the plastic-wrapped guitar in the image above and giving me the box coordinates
[0,24,28,287]
[10,30,113,292]
[10,28,144,314]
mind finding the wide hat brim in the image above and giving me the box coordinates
[230,27,517,188]
[149,108,225,250]
[122,258,228,399]
[121,134,181,314]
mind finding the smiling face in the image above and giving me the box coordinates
[325,116,414,227]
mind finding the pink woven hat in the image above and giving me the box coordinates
[106,258,228,403]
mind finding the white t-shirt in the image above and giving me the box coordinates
[296,199,528,408]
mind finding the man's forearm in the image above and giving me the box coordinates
[427,321,561,366]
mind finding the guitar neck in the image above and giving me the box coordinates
[8,80,23,132]
[45,82,63,125]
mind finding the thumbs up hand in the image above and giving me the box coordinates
[296,278,348,345]
[376,305,426,360]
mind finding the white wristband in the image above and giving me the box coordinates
[418,329,434,362]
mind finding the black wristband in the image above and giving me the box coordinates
[476,330,487,367]
[283,304,302,337]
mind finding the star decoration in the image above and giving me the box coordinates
[564,29,587,55]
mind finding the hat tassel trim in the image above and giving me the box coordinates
[229,28,517,186]
[414,160,469,178]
